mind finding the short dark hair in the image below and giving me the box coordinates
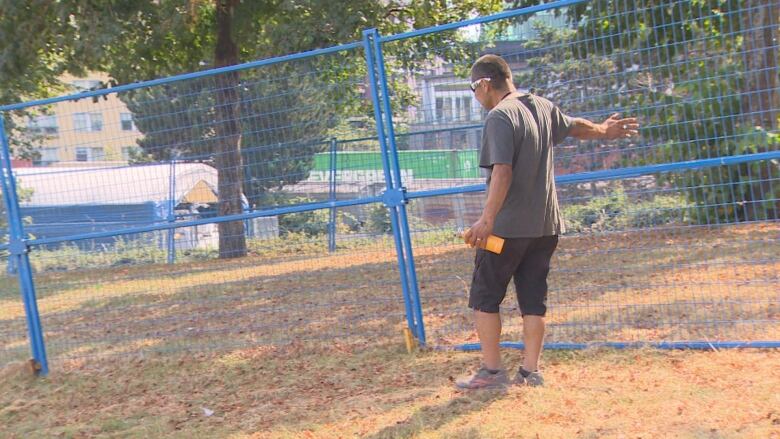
[470,54,512,90]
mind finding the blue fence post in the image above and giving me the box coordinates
[371,31,427,346]
[167,158,176,264]
[363,29,419,337]
[0,115,49,375]
[328,137,337,253]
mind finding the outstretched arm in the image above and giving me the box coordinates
[568,113,639,140]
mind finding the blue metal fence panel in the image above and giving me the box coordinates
[363,28,419,339]
[0,0,777,370]
[0,39,414,369]
[370,29,428,344]
[378,0,779,348]
[0,117,48,374]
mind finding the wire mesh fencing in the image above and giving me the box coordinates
[0,42,415,370]
[0,251,31,365]
[378,0,779,347]
[0,0,778,372]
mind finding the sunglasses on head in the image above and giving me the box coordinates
[470,77,491,92]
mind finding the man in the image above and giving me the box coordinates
[457,54,639,390]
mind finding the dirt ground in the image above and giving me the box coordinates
[1,222,776,362]
[0,222,778,438]
[1,345,779,438]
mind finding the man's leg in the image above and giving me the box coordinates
[514,235,558,385]
[522,315,544,372]
[457,244,527,390]
[455,308,508,389]
[475,310,502,370]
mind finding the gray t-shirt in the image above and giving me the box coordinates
[479,93,572,238]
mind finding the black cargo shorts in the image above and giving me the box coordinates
[468,235,558,316]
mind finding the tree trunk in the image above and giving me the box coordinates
[743,0,779,131]
[214,0,247,259]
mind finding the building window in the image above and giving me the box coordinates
[34,147,60,165]
[75,147,88,162]
[452,131,468,149]
[92,147,105,161]
[435,96,463,123]
[442,97,453,121]
[27,115,58,135]
[75,147,105,162]
[470,97,480,121]
[459,97,473,121]
[120,113,136,131]
[73,112,103,132]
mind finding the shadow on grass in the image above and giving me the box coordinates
[2,223,777,370]
[365,389,505,439]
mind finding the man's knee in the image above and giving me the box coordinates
[519,303,546,317]
[469,302,501,314]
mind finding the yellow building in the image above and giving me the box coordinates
[24,73,143,166]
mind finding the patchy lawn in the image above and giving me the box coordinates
[0,222,778,437]
[1,345,779,438]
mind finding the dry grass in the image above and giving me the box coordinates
[0,222,778,437]
[415,223,780,345]
[0,345,779,438]
[0,223,777,358]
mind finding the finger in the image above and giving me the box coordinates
[471,230,485,246]
[609,113,620,120]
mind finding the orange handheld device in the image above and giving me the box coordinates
[461,229,505,254]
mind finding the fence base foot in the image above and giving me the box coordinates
[26,359,42,376]
[402,328,417,353]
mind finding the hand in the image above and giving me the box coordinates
[464,216,493,248]
[602,113,639,140]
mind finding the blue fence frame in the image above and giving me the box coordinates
[0,117,49,375]
[1,0,778,375]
